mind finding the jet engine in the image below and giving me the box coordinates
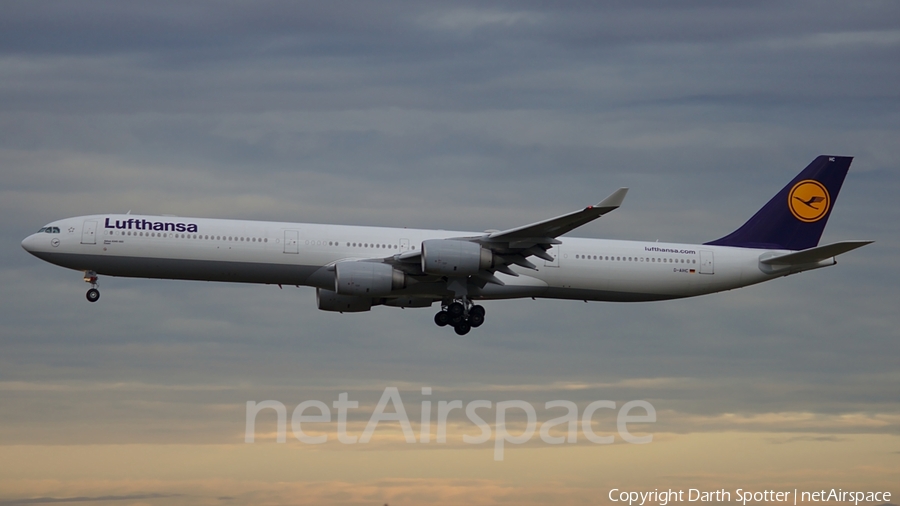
[316,288,373,313]
[383,297,435,308]
[334,261,406,296]
[421,239,493,276]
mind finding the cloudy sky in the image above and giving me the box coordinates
[1,1,898,505]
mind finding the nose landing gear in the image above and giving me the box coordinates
[84,271,100,303]
[434,299,485,334]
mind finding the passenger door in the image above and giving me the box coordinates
[699,250,714,274]
[81,221,97,245]
[284,230,299,254]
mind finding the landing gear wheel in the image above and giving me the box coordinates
[467,305,485,327]
[83,271,100,303]
[454,321,471,335]
[449,313,464,325]
[434,311,450,327]
[447,302,465,317]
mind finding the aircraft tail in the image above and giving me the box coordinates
[705,155,852,251]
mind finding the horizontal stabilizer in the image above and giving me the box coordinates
[759,240,873,266]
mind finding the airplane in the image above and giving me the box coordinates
[22,155,871,335]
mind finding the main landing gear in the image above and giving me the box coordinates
[434,300,485,335]
[84,271,100,303]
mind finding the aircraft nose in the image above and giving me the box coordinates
[21,234,38,253]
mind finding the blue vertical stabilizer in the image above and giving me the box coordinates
[705,156,852,251]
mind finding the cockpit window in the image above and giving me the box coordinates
[37,227,61,234]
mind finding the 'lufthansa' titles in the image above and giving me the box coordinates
[105,218,198,233]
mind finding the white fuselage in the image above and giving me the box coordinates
[21,214,829,304]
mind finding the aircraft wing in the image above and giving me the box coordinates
[481,188,628,245]
[385,188,628,283]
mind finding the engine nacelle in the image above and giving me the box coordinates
[316,288,373,313]
[334,261,406,296]
[383,297,436,308]
[421,239,493,276]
